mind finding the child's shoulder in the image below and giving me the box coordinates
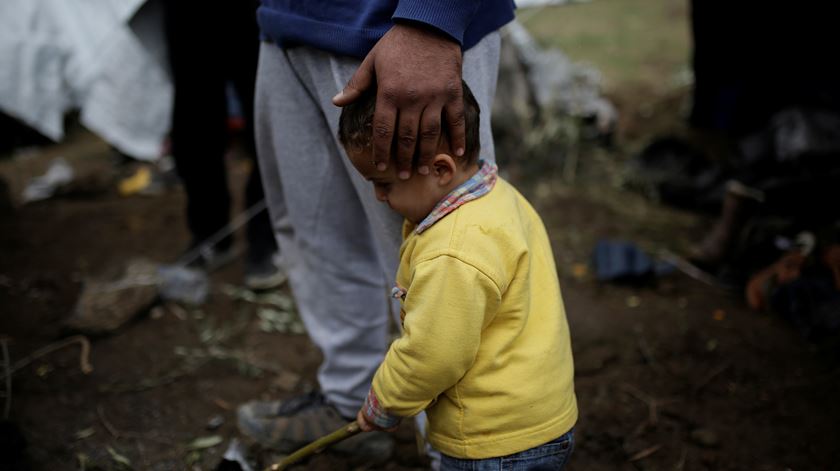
[407,179,539,281]
[457,176,539,229]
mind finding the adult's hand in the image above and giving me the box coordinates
[333,23,465,180]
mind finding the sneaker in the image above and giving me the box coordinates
[244,253,286,291]
[237,391,394,461]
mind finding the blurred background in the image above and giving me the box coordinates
[1,0,839,469]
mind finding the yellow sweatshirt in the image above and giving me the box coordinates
[371,177,577,459]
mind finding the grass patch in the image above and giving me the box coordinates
[518,0,691,95]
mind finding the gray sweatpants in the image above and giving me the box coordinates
[254,33,500,418]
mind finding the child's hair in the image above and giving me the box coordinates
[338,80,481,165]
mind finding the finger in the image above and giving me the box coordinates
[333,54,374,107]
[443,83,466,157]
[416,104,443,175]
[372,89,397,172]
[356,411,374,432]
[394,105,422,180]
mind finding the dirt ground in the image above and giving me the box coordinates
[2,2,840,463]
[2,119,839,471]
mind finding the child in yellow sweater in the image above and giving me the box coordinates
[338,82,577,470]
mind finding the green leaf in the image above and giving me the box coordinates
[186,435,223,450]
[185,450,202,465]
[74,427,95,440]
[107,446,132,468]
[76,453,90,471]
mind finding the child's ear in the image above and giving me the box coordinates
[431,153,457,185]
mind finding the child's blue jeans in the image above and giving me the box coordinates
[439,429,574,470]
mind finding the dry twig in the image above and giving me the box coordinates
[693,361,731,395]
[628,443,662,462]
[621,383,680,438]
[622,383,659,425]
[98,405,120,438]
[0,335,93,379]
[97,405,172,446]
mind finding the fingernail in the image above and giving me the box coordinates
[398,171,410,180]
[418,166,430,175]
[377,162,387,171]
[332,91,343,101]
[456,147,465,156]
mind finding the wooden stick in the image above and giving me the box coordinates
[264,422,361,471]
[0,335,93,379]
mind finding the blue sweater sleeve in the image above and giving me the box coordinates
[392,0,481,45]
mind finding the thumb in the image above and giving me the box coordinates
[333,53,374,107]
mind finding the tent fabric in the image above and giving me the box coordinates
[0,0,172,160]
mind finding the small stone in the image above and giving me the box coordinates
[206,415,225,431]
[690,428,720,448]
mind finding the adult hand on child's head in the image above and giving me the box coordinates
[333,23,465,180]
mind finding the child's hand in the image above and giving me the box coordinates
[356,409,376,432]
[356,409,399,433]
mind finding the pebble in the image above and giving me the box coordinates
[206,414,225,431]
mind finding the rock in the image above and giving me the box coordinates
[206,415,225,431]
[690,428,720,448]
[64,259,159,334]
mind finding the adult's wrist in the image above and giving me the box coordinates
[392,0,481,45]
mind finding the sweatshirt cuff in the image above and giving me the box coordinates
[363,387,401,429]
[392,0,481,45]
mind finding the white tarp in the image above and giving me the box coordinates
[0,0,171,160]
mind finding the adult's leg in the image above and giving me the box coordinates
[163,2,230,247]
[254,43,393,417]
[224,0,278,262]
[462,31,501,166]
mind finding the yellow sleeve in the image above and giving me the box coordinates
[372,254,502,417]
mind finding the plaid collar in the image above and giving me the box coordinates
[414,160,498,234]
